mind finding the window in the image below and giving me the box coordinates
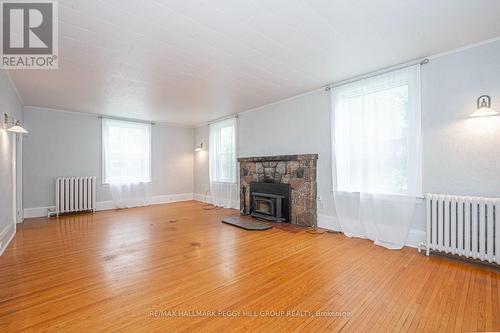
[332,65,421,195]
[209,118,236,183]
[102,119,151,184]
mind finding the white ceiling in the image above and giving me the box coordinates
[8,0,500,126]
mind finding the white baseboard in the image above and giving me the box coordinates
[194,193,212,203]
[318,214,342,232]
[405,229,426,248]
[150,193,194,205]
[193,194,239,209]
[23,193,195,219]
[23,206,50,219]
[0,223,16,256]
[318,214,425,249]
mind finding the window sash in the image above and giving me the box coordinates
[102,119,151,184]
[333,66,420,196]
[209,118,236,184]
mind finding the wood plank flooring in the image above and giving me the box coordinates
[0,201,498,332]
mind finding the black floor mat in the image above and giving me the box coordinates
[222,217,272,230]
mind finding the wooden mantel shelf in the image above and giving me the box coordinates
[237,154,318,163]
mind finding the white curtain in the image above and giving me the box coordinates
[109,183,151,209]
[331,65,421,249]
[209,117,238,208]
[102,118,152,209]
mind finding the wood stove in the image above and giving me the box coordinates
[249,182,291,222]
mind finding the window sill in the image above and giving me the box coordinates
[102,181,152,186]
[334,190,424,200]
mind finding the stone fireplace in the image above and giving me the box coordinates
[238,154,318,228]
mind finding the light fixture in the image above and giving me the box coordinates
[470,95,498,117]
[3,113,28,134]
[7,120,28,134]
[195,142,204,152]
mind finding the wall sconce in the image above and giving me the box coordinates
[3,113,28,134]
[195,142,204,152]
[470,95,498,117]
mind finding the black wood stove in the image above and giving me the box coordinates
[249,182,291,222]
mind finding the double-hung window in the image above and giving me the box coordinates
[102,119,151,184]
[209,118,236,183]
[332,66,421,196]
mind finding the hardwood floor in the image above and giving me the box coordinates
[1,201,498,332]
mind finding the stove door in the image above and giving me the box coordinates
[254,197,275,217]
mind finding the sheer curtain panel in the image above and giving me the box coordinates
[331,65,422,249]
[209,118,238,208]
[102,118,152,209]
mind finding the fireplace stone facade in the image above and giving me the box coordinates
[238,154,318,228]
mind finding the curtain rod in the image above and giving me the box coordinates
[98,115,155,125]
[325,57,430,91]
[207,114,239,126]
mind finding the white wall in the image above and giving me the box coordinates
[0,70,23,255]
[422,41,500,197]
[193,39,500,240]
[23,107,194,211]
[193,125,210,197]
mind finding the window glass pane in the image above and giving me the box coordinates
[334,71,416,195]
[103,119,151,184]
[209,118,236,183]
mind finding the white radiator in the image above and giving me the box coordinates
[425,194,500,265]
[56,177,96,215]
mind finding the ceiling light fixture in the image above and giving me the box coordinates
[470,95,498,117]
